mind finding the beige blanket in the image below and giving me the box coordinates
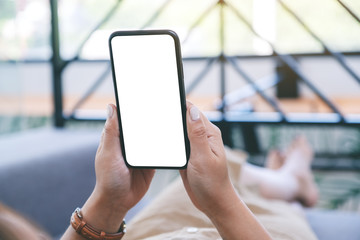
[124,148,318,240]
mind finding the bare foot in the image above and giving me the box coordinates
[265,150,285,170]
[280,136,318,207]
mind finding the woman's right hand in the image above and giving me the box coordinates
[180,102,236,216]
[180,102,272,240]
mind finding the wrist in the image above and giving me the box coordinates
[202,186,272,240]
[81,190,127,233]
[203,183,241,220]
[70,208,126,240]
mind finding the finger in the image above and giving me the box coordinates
[99,104,122,155]
[187,105,212,156]
[187,102,223,154]
[187,100,221,141]
[202,118,224,155]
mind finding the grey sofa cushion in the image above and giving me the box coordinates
[0,128,100,236]
[306,209,360,240]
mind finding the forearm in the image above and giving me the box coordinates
[206,188,272,240]
[61,191,126,240]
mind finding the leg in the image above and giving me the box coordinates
[240,136,318,207]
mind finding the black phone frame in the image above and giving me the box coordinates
[109,29,190,169]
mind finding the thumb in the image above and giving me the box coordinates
[99,104,121,153]
[187,105,211,155]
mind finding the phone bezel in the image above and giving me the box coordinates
[108,29,190,169]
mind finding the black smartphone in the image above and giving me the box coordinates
[109,30,190,169]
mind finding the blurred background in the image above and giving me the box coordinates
[1,0,360,150]
[0,0,360,237]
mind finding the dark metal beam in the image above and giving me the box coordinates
[63,0,123,69]
[226,57,287,119]
[2,51,360,65]
[182,3,217,44]
[278,0,360,84]
[226,2,345,121]
[49,0,64,127]
[336,0,360,24]
[240,124,260,154]
[276,61,299,98]
[185,57,217,94]
[68,63,112,119]
[67,112,360,126]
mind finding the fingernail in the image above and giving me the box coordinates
[107,105,113,119]
[190,106,200,121]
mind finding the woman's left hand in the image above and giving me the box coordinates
[81,104,155,233]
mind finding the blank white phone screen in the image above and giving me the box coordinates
[111,34,187,168]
